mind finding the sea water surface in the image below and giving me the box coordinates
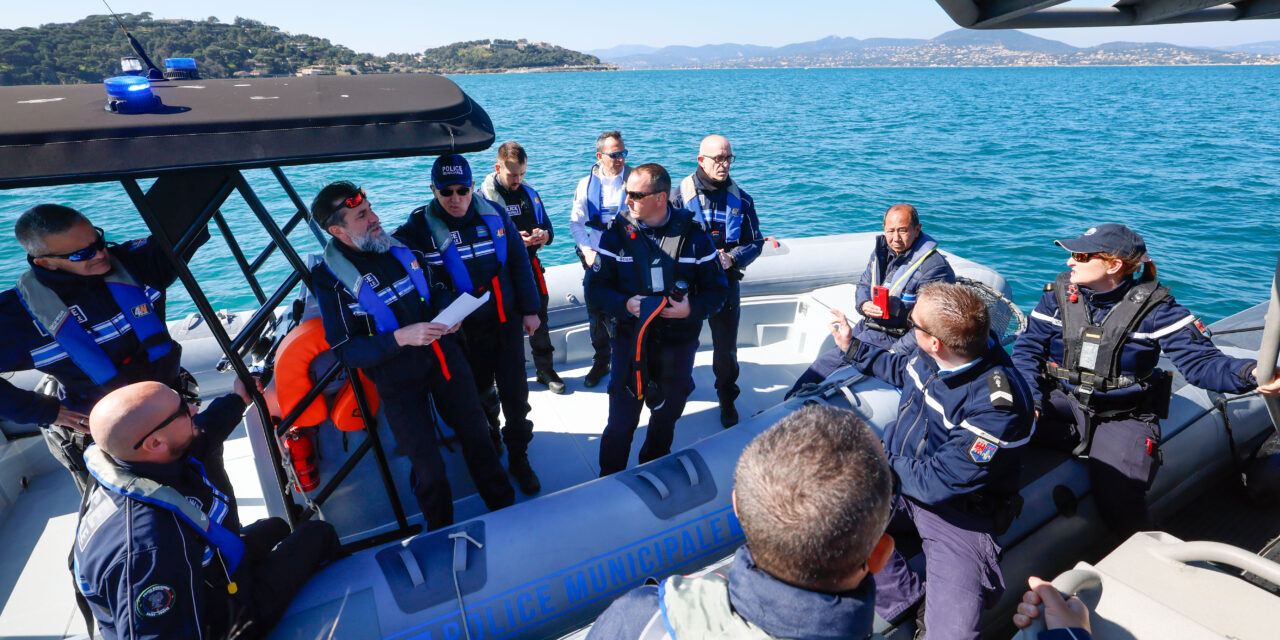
[1,66,1277,321]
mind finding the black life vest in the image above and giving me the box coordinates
[618,208,697,297]
[1047,272,1168,403]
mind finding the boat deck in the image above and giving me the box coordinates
[0,336,818,640]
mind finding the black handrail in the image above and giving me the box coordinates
[212,210,267,304]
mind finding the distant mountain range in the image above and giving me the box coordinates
[588,30,1280,68]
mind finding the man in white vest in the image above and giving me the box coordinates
[671,135,765,427]
[568,130,631,388]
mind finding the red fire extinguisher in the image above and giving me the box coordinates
[281,427,319,492]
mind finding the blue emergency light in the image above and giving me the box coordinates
[103,75,161,114]
[163,57,200,80]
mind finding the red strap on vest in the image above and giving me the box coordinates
[633,298,669,399]
[431,342,451,380]
[491,275,507,323]
[530,255,548,295]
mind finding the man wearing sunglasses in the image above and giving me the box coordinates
[479,141,565,395]
[398,154,545,496]
[74,379,342,640]
[569,130,632,388]
[588,404,895,639]
[671,135,765,427]
[586,163,728,476]
[310,181,516,529]
[839,282,1034,640]
[0,204,208,494]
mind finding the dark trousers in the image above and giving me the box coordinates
[1035,387,1162,538]
[874,496,1004,640]
[378,348,515,530]
[463,316,533,458]
[598,336,698,476]
[530,290,555,372]
[787,323,917,397]
[582,265,613,367]
[231,518,342,639]
[710,278,740,404]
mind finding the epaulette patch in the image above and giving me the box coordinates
[970,437,998,464]
[987,371,1014,408]
[127,238,149,250]
[1044,282,1054,292]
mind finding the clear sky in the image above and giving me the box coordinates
[2,1,1275,55]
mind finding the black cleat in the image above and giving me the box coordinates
[488,425,504,457]
[508,455,542,495]
[583,362,610,388]
[719,402,739,428]
[536,369,566,394]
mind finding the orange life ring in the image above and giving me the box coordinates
[273,317,379,431]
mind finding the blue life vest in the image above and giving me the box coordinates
[523,183,548,226]
[586,165,631,230]
[322,239,432,334]
[15,257,172,386]
[679,174,742,243]
[423,198,509,295]
[82,444,246,573]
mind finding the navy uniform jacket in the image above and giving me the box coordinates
[669,173,764,280]
[1011,276,1257,410]
[849,337,1034,505]
[0,230,208,424]
[854,232,954,335]
[396,199,541,325]
[309,241,459,391]
[586,207,729,344]
[587,546,876,640]
[74,394,247,640]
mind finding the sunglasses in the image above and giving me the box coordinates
[908,315,934,336]
[703,154,735,166]
[132,399,196,450]
[438,186,471,197]
[601,150,629,160]
[40,227,108,262]
[1070,252,1100,263]
[626,190,661,201]
[343,189,366,209]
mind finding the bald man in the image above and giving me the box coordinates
[788,204,955,397]
[73,379,341,640]
[671,135,765,427]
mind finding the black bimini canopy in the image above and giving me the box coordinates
[935,0,1280,29]
[0,73,495,189]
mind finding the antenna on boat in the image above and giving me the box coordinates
[102,0,165,80]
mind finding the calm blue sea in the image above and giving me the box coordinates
[2,67,1278,321]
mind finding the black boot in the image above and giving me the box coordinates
[536,369,566,394]
[508,454,541,495]
[583,362,610,388]
[719,401,739,428]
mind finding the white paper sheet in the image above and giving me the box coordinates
[430,291,490,327]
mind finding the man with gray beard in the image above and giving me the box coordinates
[309,181,514,531]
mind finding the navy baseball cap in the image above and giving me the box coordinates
[432,154,472,189]
[1054,223,1147,261]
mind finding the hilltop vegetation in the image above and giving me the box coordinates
[0,14,607,85]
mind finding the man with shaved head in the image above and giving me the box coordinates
[671,135,765,427]
[73,378,341,639]
[788,203,955,397]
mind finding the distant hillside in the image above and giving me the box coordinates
[1211,41,1280,55]
[0,14,609,85]
[599,29,1280,69]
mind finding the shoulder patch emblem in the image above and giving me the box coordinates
[1044,282,1055,292]
[136,584,175,618]
[1194,317,1211,338]
[591,260,601,272]
[128,238,149,250]
[130,304,152,318]
[362,273,379,289]
[987,371,1014,408]
[970,437,999,463]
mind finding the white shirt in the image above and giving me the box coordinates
[568,166,627,251]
